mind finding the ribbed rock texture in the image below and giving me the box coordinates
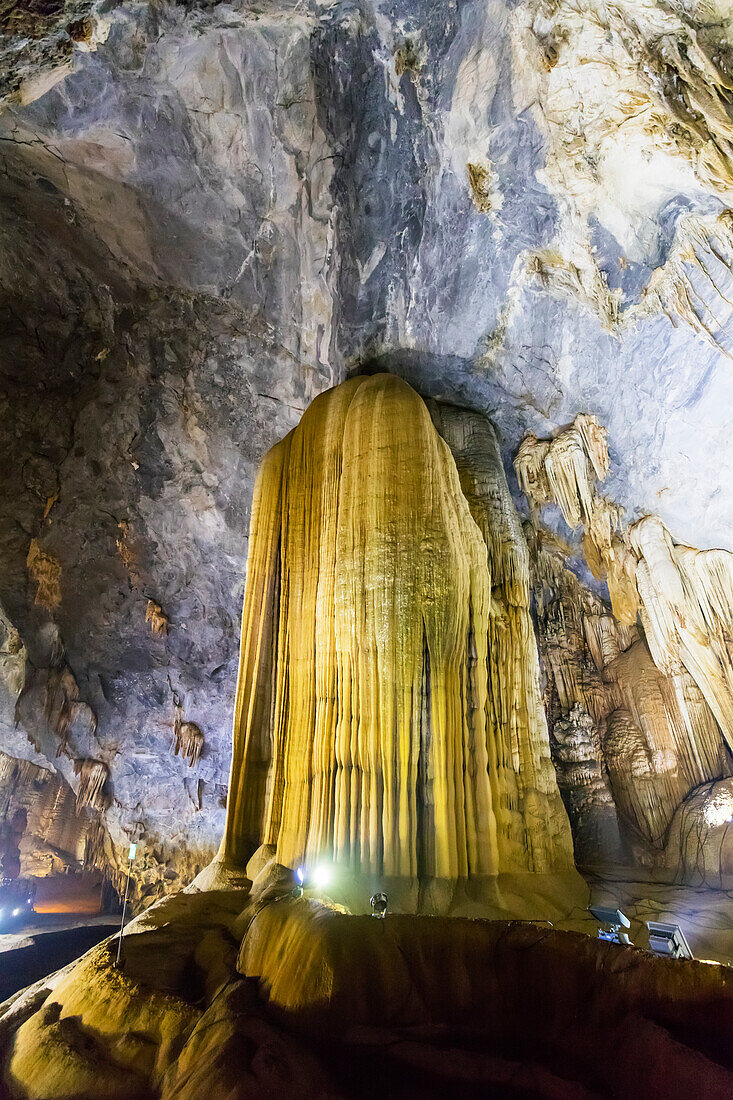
[222,374,574,902]
[518,417,733,877]
[2,0,733,895]
[0,752,85,881]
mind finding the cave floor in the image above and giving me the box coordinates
[561,866,733,966]
[1,873,731,1099]
[0,869,731,1099]
[0,921,120,1002]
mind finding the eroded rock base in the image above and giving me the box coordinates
[1,880,731,1100]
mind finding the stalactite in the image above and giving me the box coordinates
[516,415,733,756]
[83,815,107,869]
[173,716,204,767]
[73,758,109,812]
[221,374,575,892]
[519,419,733,861]
[513,434,550,508]
[82,815,129,897]
[516,414,609,533]
[145,599,168,636]
[530,528,725,856]
[527,529,613,723]
[18,660,99,761]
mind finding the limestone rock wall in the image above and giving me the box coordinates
[0,751,86,879]
[0,0,338,885]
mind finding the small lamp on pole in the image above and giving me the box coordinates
[115,841,137,967]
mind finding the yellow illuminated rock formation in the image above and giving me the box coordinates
[220,374,574,906]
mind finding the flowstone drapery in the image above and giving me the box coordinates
[220,374,574,904]
[518,416,733,874]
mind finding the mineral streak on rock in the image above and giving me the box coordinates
[466,160,499,213]
[25,537,61,611]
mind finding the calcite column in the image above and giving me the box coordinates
[221,374,574,888]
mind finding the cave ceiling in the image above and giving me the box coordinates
[2,0,733,860]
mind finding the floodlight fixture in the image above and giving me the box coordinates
[646,921,694,960]
[589,905,632,945]
[370,892,388,919]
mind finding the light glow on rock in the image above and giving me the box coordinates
[703,790,733,829]
[311,865,333,891]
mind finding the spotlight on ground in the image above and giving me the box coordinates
[589,905,632,945]
[647,921,694,960]
[292,866,305,898]
[370,892,388,919]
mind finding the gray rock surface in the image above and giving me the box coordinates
[1,0,733,874]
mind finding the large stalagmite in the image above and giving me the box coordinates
[219,374,574,908]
